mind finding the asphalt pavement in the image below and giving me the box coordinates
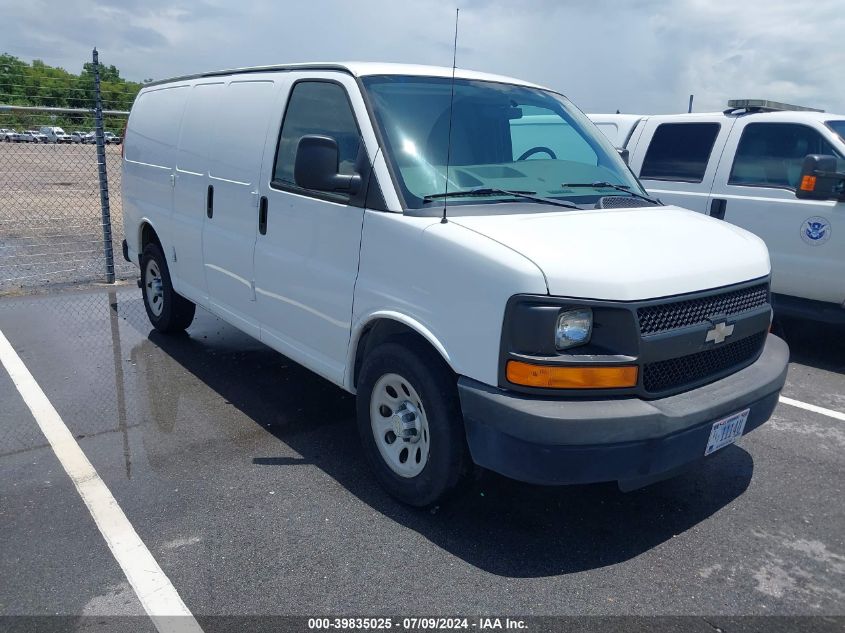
[0,285,842,632]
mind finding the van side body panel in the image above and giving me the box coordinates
[123,83,192,277]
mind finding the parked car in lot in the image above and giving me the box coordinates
[104,131,122,145]
[70,130,89,143]
[590,100,845,324]
[18,130,39,143]
[40,126,73,143]
[122,63,789,506]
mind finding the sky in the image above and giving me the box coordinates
[2,0,844,114]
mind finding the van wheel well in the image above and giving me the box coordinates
[140,223,161,263]
[353,319,452,390]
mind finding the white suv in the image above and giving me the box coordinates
[590,100,845,324]
[121,63,788,505]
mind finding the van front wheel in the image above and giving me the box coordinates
[140,243,195,333]
[356,341,467,507]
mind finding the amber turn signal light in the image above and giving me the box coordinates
[506,361,638,389]
[800,175,817,191]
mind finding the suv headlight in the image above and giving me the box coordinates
[555,308,593,350]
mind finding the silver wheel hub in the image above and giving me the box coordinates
[144,259,164,317]
[370,373,430,478]
[392,400,422,443]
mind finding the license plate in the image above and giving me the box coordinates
[704,408,750,456]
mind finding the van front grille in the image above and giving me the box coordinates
[638,283,769,336]
[642,332,766,394]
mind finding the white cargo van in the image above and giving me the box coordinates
[590,101,845,324]
[39,126,72,143]
[122,64,788,505]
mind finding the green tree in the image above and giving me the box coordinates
[0,53,143,118]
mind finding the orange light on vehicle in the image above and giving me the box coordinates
[800,175,817,191]
[506,361,638,389]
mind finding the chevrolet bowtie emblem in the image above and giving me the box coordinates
[705,321,735,345]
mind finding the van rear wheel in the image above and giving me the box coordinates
[140,243,195,333]
[356,341,467,507]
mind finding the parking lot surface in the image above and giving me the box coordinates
[0,285,843,629]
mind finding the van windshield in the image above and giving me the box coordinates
[362,75,643,210]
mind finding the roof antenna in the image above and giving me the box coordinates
[441,7,459,224]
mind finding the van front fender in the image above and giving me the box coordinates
[344,311,453,394]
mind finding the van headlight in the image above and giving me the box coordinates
[555,308,593,350]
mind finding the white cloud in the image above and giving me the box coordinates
[1,0,843,114]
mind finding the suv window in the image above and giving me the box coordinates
[730,123,841,189]
[640,122,721,183]
[273,81,361,189]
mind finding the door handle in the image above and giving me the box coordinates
[258,196,268,235]
[710,198,727,220]
[207,185,214,219]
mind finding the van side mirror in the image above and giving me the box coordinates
[294,135,361,195]
[617,147,630,165]
[795,154,845,200]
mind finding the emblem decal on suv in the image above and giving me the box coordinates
[801,216,831,245]
[705,321,735,345]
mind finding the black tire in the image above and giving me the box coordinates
[140,242,195,333]
[356,340,468,507]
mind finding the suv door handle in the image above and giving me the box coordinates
[207,185,214,219]
[710,198,727,220]
[258,196,268,235]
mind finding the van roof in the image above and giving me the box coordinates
[143,62,548,90]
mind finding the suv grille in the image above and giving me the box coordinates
[642,332,766,394]
[638,283,769,336]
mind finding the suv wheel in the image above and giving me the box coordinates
[140,243,196,333]
[357,341,467,506]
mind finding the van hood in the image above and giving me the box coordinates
[451,205,770,301]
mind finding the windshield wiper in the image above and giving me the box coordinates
[423,187,580,209]
[560,181,662,206]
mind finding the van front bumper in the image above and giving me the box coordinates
[458,334,788,488]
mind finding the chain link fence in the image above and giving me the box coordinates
[0,50,136,294]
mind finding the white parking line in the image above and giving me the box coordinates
[0,329,204,633]
[780,395,845,422]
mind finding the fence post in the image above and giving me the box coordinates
[93,47,115,284]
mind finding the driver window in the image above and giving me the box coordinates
[273,81,361,186]
[510,106,598,165]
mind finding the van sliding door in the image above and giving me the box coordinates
[173,81,224,305]
[200,78,280,338]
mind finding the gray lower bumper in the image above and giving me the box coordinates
[458,334,789,486]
